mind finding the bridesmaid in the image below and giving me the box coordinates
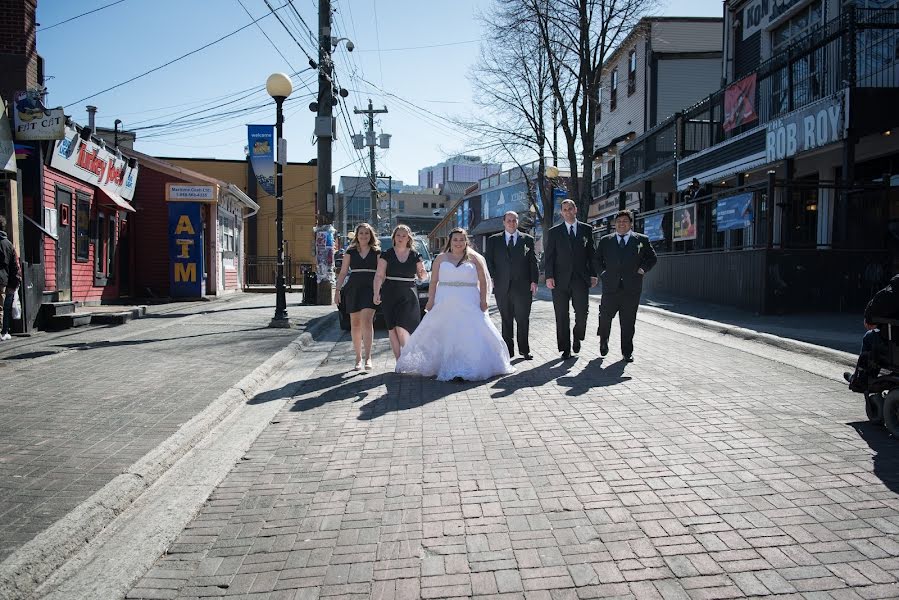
[374,224,427,359]
[335,223,381,370]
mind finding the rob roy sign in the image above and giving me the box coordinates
[765,93,846,163]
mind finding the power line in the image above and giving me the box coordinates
[371,0,385,88]
[263,0,316,65]
[64,3,289,107]
[237,0,297,73]
[354,39,480,52]
[38,0,127,32]
[287,0,318,46]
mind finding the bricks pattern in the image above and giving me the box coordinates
[128,301,899,599]
[0,293,331,562]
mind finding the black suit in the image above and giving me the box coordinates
[486,230,539,357]
[593,231,657,357]
[544,220,596,353]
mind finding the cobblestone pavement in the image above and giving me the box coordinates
[0,293,332,562]
[128,299,899,599]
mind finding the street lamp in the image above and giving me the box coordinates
[114,119,122,148]
[266,72,293,327]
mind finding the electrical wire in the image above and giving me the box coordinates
[237,0,298,72]
[38,0,127,32]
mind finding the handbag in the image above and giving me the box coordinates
[11,289,21,320]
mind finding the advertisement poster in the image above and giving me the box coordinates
[672,203,697,242]
[247,124,275,196]
[716,192,753,231]
[13,89,65,141]
[643,213,665,241]
[50,125,139,200]
[722,74,758,133]
[168,202,204,298]
[315,224,336,283]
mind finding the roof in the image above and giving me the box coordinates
[439,181,478,199]
[600,16,723,74]
[470,216,507,236]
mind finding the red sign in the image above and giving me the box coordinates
[723,74,758,133]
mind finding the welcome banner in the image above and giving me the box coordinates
[247,124,275,196]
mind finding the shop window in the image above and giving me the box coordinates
[627,50,637,96]
[107,216,116,281]
[76,196,90,262]
[95,212,108,285]
[610,69,618,111]
[771,1,823,54]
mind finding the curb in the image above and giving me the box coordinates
[0,313,338,600]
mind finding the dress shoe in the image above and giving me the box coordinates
[624,354,634,362]
[600,340,609,356]
[573,340,581,354]
[522,353,533,360]
[561,351,572,360]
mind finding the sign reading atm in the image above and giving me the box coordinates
[168,202,204,297]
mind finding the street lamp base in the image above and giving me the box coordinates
[268,316,293,329]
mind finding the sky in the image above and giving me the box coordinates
[34,0,720,188]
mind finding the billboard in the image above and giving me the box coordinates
[672,203,697,242]
[643,213,665,241]
[716,192,753,231]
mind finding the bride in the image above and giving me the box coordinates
[396,228,514,381]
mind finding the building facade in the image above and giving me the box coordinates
[590,17,723,227]
[618,0,899,313]
[417,155,501,189]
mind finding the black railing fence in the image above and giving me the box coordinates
[245,255,299,287]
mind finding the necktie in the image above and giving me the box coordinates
[568,225,575,241]
[508,234,514,248]
[619,235,626,249]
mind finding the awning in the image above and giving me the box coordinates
[470,216,507,236]
[226,183,259,218]
[95,186,136,212]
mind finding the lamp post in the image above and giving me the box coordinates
[267,72,293,326]
[114,119,122,148]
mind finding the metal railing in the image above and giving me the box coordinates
[245,255,297,287]
[619,116,677,184]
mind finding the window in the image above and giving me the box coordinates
[627,50,637,95]
[771,1,823,53]
[610,69,618,111]
[76,196,90,262]
[398,200,405,211]
[95,212,107,284]
[219,212,236,253]
[106,216,116,281]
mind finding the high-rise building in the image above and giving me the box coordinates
[418,155,501,189]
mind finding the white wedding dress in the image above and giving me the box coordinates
[395,257,514,381]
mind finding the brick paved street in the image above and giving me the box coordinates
[124,299,899,599]
[0,293,332,562]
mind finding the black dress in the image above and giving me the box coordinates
[344,247,380,313]
[380,248,422,333]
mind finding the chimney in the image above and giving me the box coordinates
[0,0,41,104]
[86,105,97,133]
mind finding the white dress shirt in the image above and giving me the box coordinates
[505,231,517,246]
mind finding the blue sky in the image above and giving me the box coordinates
[36,0,720,186]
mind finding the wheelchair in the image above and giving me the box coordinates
[858,318,899,436]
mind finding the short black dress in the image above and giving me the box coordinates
[343,247,380,313]
[380,248,422,333]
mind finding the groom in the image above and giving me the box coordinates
[544,199,597,360]
[594,209,657,362]
[486,211,539,360]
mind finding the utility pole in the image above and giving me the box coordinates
[354,99,388,231]
[316,0,333,225]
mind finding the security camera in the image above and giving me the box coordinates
[345,40,354,52]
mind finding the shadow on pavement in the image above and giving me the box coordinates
[850,421,899,495]
[490,357,576,399]
[357,373,482,420]
[556,357,631,395]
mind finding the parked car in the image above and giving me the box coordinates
[336,235,433,331]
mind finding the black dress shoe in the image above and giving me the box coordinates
[600,340,609,356]
[573,340,581,354]
[523,353,533,360]
[624,354,634,362]
[561,351,572,360]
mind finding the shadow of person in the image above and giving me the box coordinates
[287,372,389,412]
[489,357,576,399]
[556,357,631,396]
[357,371,483,420]
[849,420,899,494]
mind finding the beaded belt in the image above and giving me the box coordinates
[440,281,477,287]
[352,268,376,273]
[386,276,416,281]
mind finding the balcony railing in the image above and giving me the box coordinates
[619,117,677,184]
[683,6,899,157]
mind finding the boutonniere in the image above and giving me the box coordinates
[582,237,588,248]
[638,242,643,251]
[523,244,530,254]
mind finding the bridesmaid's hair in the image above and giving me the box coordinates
[391,224,414,249]
[443,227,471,267]
[349,222,381,252]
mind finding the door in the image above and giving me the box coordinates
[119,218,131,296]
[55,187,72,301]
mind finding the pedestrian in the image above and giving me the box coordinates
[844,273,899,392]
[594,209,657,362]
[396,228,513,381]
[374,224,427,359]
[485,211,539,360]
[334,222,381,371]
[0,215,20,341]
[544,199,597,360]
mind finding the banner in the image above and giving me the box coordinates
[672,203,697,242]
[13,90,65,140]
[247,124,275,196]
[50,125,139,200]
[723,74,758,133]
[169,202,204,297]
[643,213,665,241]
[716,192,753,231]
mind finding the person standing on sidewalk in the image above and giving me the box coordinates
[374,224,427,360]
[844,274,899,391]
[544,199,597,360]
[0,216,20,341]
[594,210,657,362]
[335,223,381,371]
[485,211,539,360]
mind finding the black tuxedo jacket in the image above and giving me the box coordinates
[485,231,539,293]
[593,231,657,295]
[544,220,596,289]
